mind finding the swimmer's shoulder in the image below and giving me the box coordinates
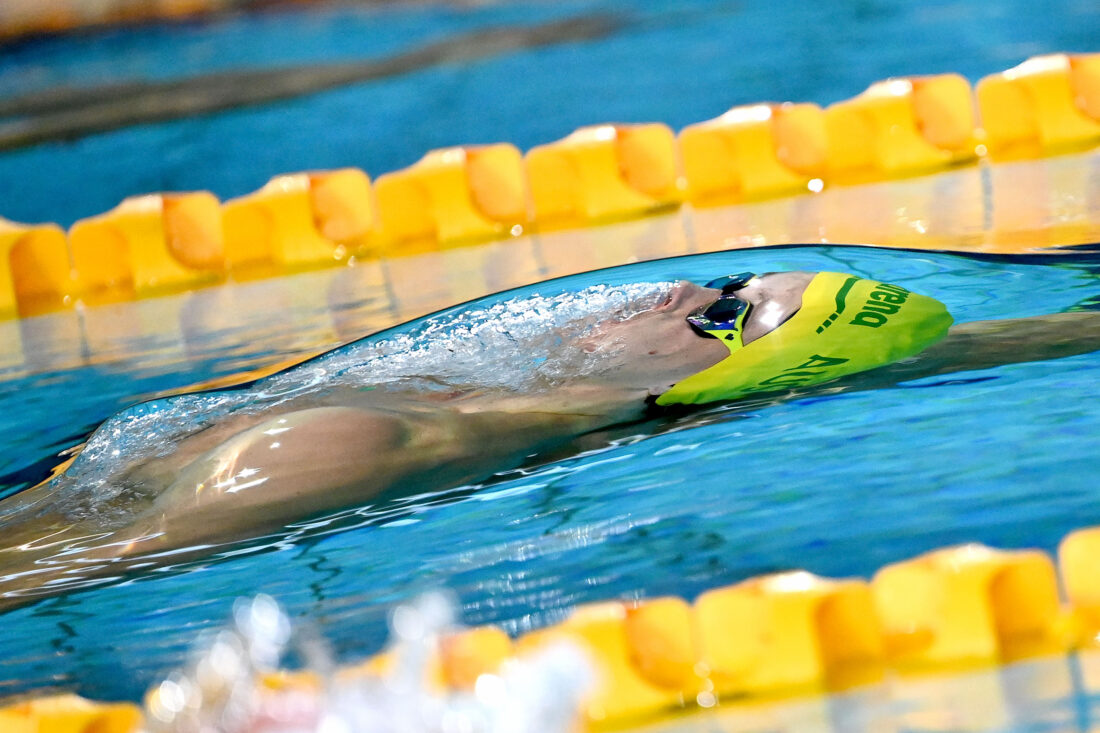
[294,405,413,450]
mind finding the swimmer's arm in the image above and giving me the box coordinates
[143,407,416,540]
[864,311,1100,384]
[140,404,591,548]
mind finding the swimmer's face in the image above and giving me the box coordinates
[590,271,815,396]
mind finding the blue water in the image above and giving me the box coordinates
[2,0,1100,723]
[2,244,1100,703]
[1,0,1098,226]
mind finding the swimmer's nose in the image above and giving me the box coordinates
[655,281,691,311]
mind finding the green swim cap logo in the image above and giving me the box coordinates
[850,282,911,328]
[816,278,912,333]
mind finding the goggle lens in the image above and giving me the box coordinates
[687,272,756,337]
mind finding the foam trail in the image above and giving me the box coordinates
[298,280,673,391]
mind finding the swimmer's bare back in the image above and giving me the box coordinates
[109,408,562,554]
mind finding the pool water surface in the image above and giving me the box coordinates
[3,234,1100,713]
[2,1,1100,729]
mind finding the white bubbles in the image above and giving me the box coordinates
[234,594,293,669]
[474,673,507,707]
[306,280,672,393]
[391,591,454,642]
[149,679,188,721]
[146,593,593,733]
[317,715,354,733]
[195,632,245,692]
[53,281,671,515]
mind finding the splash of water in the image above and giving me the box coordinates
[290,280,673,391]
[45,281,670,514]
[144,594,592,733]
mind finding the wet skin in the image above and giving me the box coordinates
[4,271,1100,609]
[0,273,812,604]
[135,273,816,545]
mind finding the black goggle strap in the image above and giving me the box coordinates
[704,272,756,293]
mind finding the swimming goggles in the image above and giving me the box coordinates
[685,272,757,338]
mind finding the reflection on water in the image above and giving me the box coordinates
[637,652,1100,732]
[2,241,1100,717]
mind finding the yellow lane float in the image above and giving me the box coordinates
[0,53,1098,321]
[679,103,827,204]
[977,53,1100,158]
[525,123,682,227]
[0,217,72,319]
[223,171,361,273]
[0,694,141,733]
[824,73,978,180]
[516,601,686,724]
[1058,526,1100,646]
[306,167,376,251]
[69,192,224,302]
[374,144,527,247]
[872,544,1073,670]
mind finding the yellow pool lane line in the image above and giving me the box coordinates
[7,526,1100,732]
[1,52,1098,320]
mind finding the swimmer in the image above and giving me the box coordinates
[2,269,1099,610]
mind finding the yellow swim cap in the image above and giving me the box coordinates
[656,271,953,406]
